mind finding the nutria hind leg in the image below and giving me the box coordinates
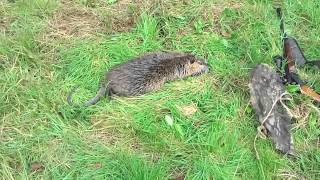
[107,87,117,100]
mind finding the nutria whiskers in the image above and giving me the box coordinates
[67,51,209,107]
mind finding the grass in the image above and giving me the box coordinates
[1,0,320,179]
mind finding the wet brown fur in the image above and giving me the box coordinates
[67,51,209,107]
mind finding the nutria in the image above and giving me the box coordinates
[67,51,209,107]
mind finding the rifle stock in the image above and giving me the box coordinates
[284,37,320,103]
[300,85,320,102]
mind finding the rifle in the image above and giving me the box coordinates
[273,5,320,103]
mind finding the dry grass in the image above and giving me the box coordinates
[177,103,198,117]
[0,16,11,33]
[46,0,104,39]
[95,0,142,33]
[202,1,242,20]
[277,169,306,180]
[292,103,310,129]
[43,0,243,39]
[43,0,152,39]
[170,167,186,180]
[0,2,12,33]
[83,111,142,150]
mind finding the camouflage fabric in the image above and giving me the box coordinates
[249,64,294,156]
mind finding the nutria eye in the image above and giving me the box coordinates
[190,59,195,64]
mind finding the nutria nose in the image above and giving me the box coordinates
[203,65,209,72]
[200,58,208,64]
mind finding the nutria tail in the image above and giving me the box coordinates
[67,85,107,107]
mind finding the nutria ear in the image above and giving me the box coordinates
[190,58,195,64]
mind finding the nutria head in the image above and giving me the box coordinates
[180,56,209,77]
